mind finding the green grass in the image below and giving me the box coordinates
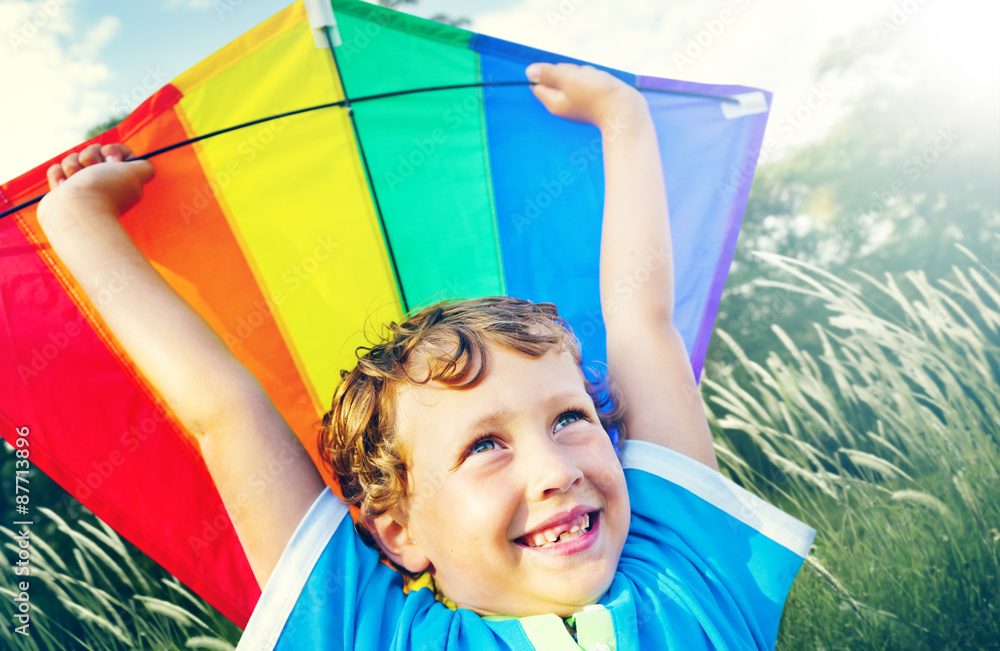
[704,249,1000,649]
[0,508,241,650]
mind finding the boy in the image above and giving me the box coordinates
[40,63,813,649]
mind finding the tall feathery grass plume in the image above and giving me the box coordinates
[1,506,240,650]
[704,249,999,649]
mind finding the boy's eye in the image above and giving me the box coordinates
[554,410,586,431]
[469,437,498,455]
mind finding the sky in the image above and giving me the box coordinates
[1,0,997,184]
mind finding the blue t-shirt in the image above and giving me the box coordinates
[237,441,815,650]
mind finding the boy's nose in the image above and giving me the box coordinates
[525,438,584,498]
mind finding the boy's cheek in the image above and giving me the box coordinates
[603,470,631,542]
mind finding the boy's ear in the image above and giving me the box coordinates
[369,510,430,575]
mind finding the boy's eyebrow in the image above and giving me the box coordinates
[459,408,515,437]
[457,389,592,436]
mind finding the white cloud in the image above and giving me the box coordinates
[68,14,118,60]
[162,0,216,10]
[0,0,119,183]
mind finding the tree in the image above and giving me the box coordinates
[377,0,470,27]
[710,29,999,368]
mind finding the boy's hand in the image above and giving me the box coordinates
[526,62,644,130]
[41,143,154,223]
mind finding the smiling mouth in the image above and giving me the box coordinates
[516,512,596,548]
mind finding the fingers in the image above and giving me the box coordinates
[62,144,102,179]
[48,143,137,190]
[131,159,156,185]
[526,62,567,89]
[101,143,134,163]
[526,62,594,87]
[525,62,550,84]
[77,143,104,167]
[62,152,83,178]
[525,62,599,112]
[46,164,67,190]
[529,82,564,108]
[526,62,639,128]
[527,63,570,113]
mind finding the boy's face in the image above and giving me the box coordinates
[392,345,629,617]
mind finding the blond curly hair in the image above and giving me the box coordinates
[318,297,624,564]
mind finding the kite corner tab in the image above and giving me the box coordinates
[304,0,341,48]
[720,91,768,120]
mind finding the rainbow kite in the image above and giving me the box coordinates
[0,0,770,627]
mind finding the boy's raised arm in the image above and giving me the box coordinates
[39,144,326,586]
[528,64,717,470]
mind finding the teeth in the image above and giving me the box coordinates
[521,513,592,547]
